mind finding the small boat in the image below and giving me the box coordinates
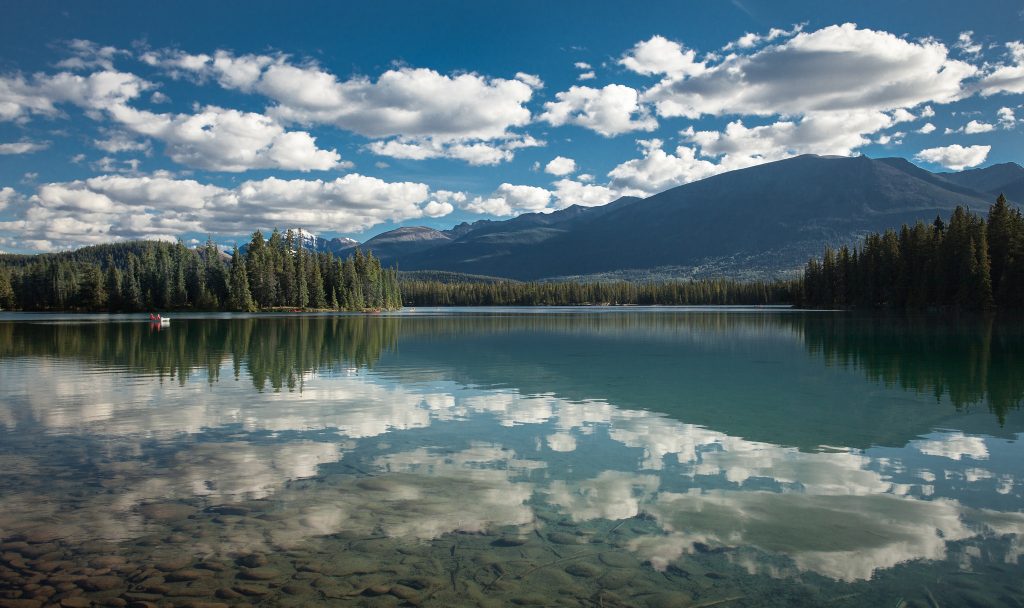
[149,313,171,325]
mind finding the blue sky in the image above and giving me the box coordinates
[1,0,1023,252]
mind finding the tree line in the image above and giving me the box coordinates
[0,229,401,312]
[400,278,797,306]
[799,195,1024,310]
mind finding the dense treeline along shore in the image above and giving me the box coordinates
[400,278,796,306]
[0,229,402,312]
[800,195,1024,310]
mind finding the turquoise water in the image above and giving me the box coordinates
[0,308,1022,607]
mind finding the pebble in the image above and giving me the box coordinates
[164,569,209,582]
[232,584,270,597]
[389,584,420,603]
[88,557,126,570]
[236,554,267,568]
[237,567,280,581]
[214,589,242,600]
[59,599,91,608]
[0,600,43,608]
[363,584,392,596]
[78,576,122,591]
[153,557,191,572]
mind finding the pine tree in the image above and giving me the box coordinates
[0,266,14,310]
[104,256,123,311]
[227,246,256,312]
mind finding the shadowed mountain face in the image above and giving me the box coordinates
[358,155,1022,280]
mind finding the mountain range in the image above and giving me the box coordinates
[315,155,1024,280]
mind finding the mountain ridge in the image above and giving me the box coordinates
[358,155,1020,280]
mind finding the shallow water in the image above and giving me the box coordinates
[0,308,1022,607]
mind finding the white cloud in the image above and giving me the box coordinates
[578,71,596,81]
[917,122,936,134]
[0,141,49,154]
[0,69,149,122]
[574,62,592,70]
[0,67,339,172]
[608,139,719,196]
[93,130,150,154]
[978,42,1024,95]
[0,173,450,250]
[914,144,991,170]
[551,177,617,208]
[258,64,536,142]
[366,134,541,166]
[955,31,982,57]
[687,110,894,167]
[920,105,936,118]
[962,119,995,134]
[514,72,543,89]
[722,24,804,51]
[645,24,976,119]
[464,183,552,216]
[55,39,128,71]
[0,187,19,211]
[891,108,916,123]
[997,106,1018,129]
[464,196,512,216]
[619,35,707,79]
[540,84,657,136]
[544,156,577,176]
[107,104,344,172]
[139,51,542,164]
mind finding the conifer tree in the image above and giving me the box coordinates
[227,246,256,312]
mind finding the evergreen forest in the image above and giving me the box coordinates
[800,195,1024,310]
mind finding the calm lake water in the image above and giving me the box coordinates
[0,308,1022,607]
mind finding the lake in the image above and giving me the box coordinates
[0,308,1022,607]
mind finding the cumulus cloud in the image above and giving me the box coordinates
[644,24,976,119]
[107,104,344,171]
[92,130,151,154]
[962,119,996,134]
[915,144,991,170]
[687,110,895,166]
[0,141,50,154]
[608,139,719,196]
[722,24,804,51]
[955,31,983,57]
[0,66,341,172]
[366,134,542,165]
[619,35,707,78]
[551,177,617,208]
[0,187,19,211]
[143,50,539,158]
[977,41,1024,95]
[917,122,937,134]
[997,106,1018,129]
[55,39,129,72]
[544,155,577,176]
[0,69,149,122]
[540,84,657,136]
[0,173,451,250]
[464,183,553,216]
